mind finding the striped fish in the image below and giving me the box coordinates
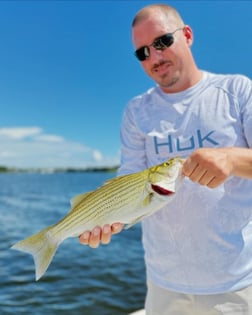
[11,157,183,281]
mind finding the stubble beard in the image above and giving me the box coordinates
[158,73,180,90]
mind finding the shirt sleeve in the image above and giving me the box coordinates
[117,102,147,175]
[238,76,252,147]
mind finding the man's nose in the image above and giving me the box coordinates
[148,46,165,61]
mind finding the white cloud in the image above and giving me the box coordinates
[34,134,65,143]
[0,127,119,169]
[0,127,41,139]
[0,150,16,158]
[92,150,103,162]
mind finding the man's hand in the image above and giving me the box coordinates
[182,148,234,188]
[78,223,123,248]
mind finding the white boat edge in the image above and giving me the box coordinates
[129,310,146,315]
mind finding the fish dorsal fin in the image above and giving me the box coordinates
[70,191,93,209]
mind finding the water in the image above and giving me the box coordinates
[0,172,146,315]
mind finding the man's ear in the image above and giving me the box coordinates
[183,25,193,46]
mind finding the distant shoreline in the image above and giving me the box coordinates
[0,165,118,174]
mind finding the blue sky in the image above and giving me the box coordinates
[1,0,252,169]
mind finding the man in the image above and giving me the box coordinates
[79,4,252,314]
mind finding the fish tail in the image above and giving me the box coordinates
[11,226,60,281]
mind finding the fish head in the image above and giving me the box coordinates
[148,157,184,197]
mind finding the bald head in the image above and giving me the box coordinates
[132,4,184,28]
[130,4,201,93]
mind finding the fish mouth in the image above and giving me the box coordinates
[151,184,174,196]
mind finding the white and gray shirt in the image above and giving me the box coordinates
[118,71,252,294]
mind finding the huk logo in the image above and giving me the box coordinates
[153,129,219,154]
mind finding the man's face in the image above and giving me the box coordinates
[132,13,193,93]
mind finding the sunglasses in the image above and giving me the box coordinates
[134,28,183,62]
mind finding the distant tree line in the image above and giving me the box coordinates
[0,166,11,172]
[0,166,118,173]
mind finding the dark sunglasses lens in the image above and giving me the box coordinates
[135,46,149,61]
[135,34,174,61]
[154,34,174,49]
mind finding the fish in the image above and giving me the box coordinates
[11,157,183,281]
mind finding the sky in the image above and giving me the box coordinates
[0,0,252,169]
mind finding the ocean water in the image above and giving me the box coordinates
[0,172,146,315]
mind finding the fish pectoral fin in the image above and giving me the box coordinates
[142,192,153,207]
[124,192,154,229]
[70,191,93,209]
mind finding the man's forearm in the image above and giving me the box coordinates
[227,147,252,179]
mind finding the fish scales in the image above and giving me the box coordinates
[52,170,149,237]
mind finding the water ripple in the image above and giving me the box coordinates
[1,172,146,315]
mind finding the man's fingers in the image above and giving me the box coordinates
[78,223,123,248]
[101,224,112,244]
[78,226,102,248]
[78,231,91,245]
[182,158,198,177]
[89,226,102,248]
[111,222,123,234]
